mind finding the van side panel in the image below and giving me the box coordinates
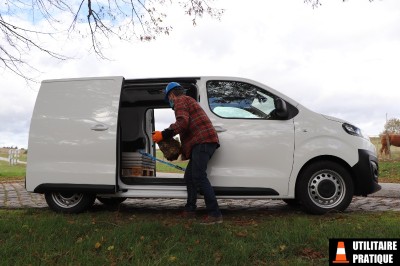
[26,77,123,192]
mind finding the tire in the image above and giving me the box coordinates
[296,161,354,215]
[45,192,96,213]
[97,197,127,205]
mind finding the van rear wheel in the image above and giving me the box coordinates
[45,192,96,213]
[297,161,354,215]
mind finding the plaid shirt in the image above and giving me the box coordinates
[169,95,219,159]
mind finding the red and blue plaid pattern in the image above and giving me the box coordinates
[169,95,219,159]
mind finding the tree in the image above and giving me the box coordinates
[0,0,223,81]
[383,118,400,134]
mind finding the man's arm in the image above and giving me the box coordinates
[162,97,190,139]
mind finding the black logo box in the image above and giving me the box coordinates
[329,239,400,265]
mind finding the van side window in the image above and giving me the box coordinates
[207,81,277,119]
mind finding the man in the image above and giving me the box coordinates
[152,82,222,225]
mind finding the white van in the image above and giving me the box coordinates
[26,76,380,214]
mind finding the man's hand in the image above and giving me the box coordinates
[152,131,163,143]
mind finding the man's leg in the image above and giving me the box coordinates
[184,160,197,212]
[191,143,221,217]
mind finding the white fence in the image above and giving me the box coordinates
[8,149,20,165]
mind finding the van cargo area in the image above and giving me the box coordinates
[118,78,199,185]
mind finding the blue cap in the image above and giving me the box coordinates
[165,82,181,102]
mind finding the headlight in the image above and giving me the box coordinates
[342,123,364,138]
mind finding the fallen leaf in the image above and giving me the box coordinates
[184,222,192,229]
[233,219,258,226]
[235,231,248,237]
[298,247,324,259]
[168,256,177,262]
[214,251,223,263]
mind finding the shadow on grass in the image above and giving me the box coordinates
[87,201,307,220]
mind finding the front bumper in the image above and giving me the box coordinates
[351,149,381,196]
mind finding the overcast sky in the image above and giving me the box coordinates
[1,0,399,148]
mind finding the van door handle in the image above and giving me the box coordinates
[91,124,109,131]
[214,126,227,132]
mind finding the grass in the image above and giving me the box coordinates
[0,144,399,264]
[378,161,400,183]
[1,209,400,265]
[155,149,188,174]
[0,161,26,181]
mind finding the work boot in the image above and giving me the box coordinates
[199,215,223,225]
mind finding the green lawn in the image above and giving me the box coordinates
[0,209,400,265]
[379,161,400,183]
[0,145,399,265]
[0,161,26,181]
[155,149,188,173]
[1,209,399,265]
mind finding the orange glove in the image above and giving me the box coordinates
[152,131,163,143]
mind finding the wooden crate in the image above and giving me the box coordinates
[122,167,154,177]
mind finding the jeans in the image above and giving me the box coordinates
[184,143,221,217]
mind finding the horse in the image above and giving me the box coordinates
[380,134,400,156]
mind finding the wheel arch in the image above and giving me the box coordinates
[294,156,356,214]
[294,155,353,196]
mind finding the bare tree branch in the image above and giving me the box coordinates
[0,0,223,82]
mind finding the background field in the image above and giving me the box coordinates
[0,148,27,162]
[370,137,400,160]
[0,138,399,182]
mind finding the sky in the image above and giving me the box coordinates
[1,0,400,148]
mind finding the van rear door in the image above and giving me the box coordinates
[26,77,123,192]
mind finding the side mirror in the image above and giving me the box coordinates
[274,98,288,119]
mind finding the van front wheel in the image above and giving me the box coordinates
[297,161,354,215]
[45,192,96,213]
